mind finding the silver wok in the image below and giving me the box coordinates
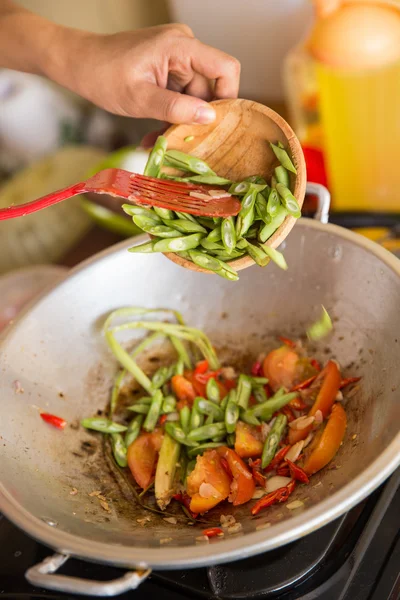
[0,186,399,596]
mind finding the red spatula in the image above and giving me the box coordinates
[0,169,241,221]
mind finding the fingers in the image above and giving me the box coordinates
[185,73,214,102]
[136,82,216,125]
[188,39,241,99]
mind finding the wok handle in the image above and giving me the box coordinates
[25,553,151,596]
[306,182,331,224]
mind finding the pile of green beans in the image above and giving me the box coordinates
[124,136,301,280]
[80,307,296,484]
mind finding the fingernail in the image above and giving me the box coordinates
[194,105,216,125]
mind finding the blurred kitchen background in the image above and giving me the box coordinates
[0,0,399,299]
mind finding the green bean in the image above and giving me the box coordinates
[244,240,270,267]
[165,422,198,447]
[128,240,156,254]
[206,226,222,243]
[131,214,164,231]
[125,415,144,447]
[244,223,259,239]
[174,357,184,376]
[180,452,188,484]
[170,336,192,369]
[200,239,225,251]
[105,330,153,393]
[111,433,128,467]
[253,385,267,403]
[245,175,267,185]
[236,238,248,250]
[259,206,288,243]
[226,433,235,447]
[206,414,214,425]
[225,391,239,434]
[261,414,287,468]
[196,217,215,229]
[211,434,226,442]
[236,189,257,238]
[144,135,167,178]
[229,181,266,195]
[276,183,301,218]
[262,245,288,270]
[236,374,252,410]
[255,192,270,224]
[206,378,220,403]
[190,398,204,430]
[152,364,175,389]
[270,142,297,174]
[212,250,245,261]
[185,175,231,186]
[187,442,225,458]
[243,392,297,422]
[81,418,128,434]
[165,150,216,176]
[153,233,204,253]
[188,250,239,281]
[277,141,285,148]
[197,398,224,420]
[187,421,227,442]
[266,188,281,218]
[143,390,163,432]
[127,403,150,415]
[307,305,333,341]
[184,135,194,142]
[162,219,207,234]
[146,225,182,238]
[239,410,260,426]
[220,395,229,412]
[122,205,162,221]
[250,377,269,385]
[180,405,191,434]
[270,175,278,189]
[174,211,198,223]
[274,165,290,187]
[162,395,177,414]
[221,216,236,254]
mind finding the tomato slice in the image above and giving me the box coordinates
[171,375,196,409]
[303,403,347,475]
[194,360,209,375]
[234,421,263,458]
[187,449,231,513]
[217,447,255,506]
[263,346,301,391]
[127,430,163,489]
[288,360,341,445]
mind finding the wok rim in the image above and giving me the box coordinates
[1,218,399,570]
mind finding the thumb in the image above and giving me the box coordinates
[137,83,216,125]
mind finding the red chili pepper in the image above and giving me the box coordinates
[252,468,267,487]
[159,414,168,426]
[276,465,290,477]
[264,384,273,398]
[40,412,66,430]
[339,377,361,390]
[264,445,290,472]
[310,359,322,372]
[223,379,237,392]
[281,406,296,423]
[291,376,317,393]
[196,369,223,384]
[220,456,232,477]
[202,527,224,538]
[286,459,310,484]
[194,360,209,376]
[249,458,261,469]
[289,396,308,410]
[251,480,296,515]
[278,336,297,349]
[251,361,263,376]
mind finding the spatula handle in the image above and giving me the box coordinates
[0,182,86,221]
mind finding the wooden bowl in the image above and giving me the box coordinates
[162,98,306,274]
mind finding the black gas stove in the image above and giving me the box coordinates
[1,467,399,600]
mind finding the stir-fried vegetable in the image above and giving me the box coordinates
[80,307,360,521]
[125,136,301,280]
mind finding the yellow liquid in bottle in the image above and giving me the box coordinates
[316,60,400,212]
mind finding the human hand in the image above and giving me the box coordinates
[48,24,240,126]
